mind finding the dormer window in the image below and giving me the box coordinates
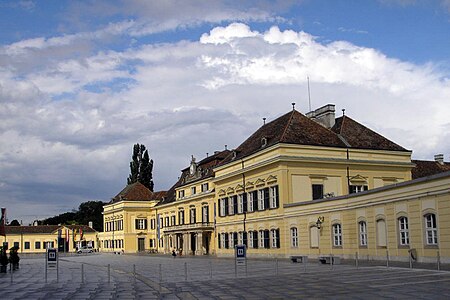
[261,137,267,148]
[232,151,237,160]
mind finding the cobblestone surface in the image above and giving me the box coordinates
[1,253,450,299]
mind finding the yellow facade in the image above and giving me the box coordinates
[1,225,97,254]
[101,104,450,263]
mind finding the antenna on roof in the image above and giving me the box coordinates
[263,117,266,125]
[307,76,312,112]
[225,144,228,150]
[206,152,209,157]
[291,102,296,110]
[342,109,346,116]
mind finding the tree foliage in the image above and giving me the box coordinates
[127,143,154,191]
[8,219,20,226]
[41,201,105,231]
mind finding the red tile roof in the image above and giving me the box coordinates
[412,160,450,179]
[219,109,408,166]
[110,182,166,204]
[4,224,96,235]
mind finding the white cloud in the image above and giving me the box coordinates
[1,21,449,224]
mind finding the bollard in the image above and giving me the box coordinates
[133,264,136,283]
[209,261,212,279]
[304,257,307,273]
[245,259,248,277]
[159,264,162,283]
[108,264,111,284]
[330,254,334,270]
[81,263,84,283]
[437,251,441,271]
[10,263,13,284]
[184,262,187,281]
[355,252,359,269]
[275,259,278,276]
[45,260,48,283]
[234,260,237,278]
[409,252,413,269]
[386,250,390,268]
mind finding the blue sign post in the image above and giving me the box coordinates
[235,245,246,266]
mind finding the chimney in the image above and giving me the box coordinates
[434,154,444,165]
[307,104,336,128]
[88,221,93,228]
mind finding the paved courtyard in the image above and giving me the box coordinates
[1,253,450,299]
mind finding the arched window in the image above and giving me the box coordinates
[424,214,438,245]
[290,227,298,248]
[398,217,409,246]
[359,221,367,246]
[332,223,342,247]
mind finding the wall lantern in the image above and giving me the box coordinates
[316,216,325,229]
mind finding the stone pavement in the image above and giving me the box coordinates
[1,253,450,299]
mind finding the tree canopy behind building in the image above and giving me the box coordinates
[127,143,154,191]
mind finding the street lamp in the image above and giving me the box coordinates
[315,216,325,229]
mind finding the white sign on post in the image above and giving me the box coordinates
[47,248,57,268]
[235,245,246,266]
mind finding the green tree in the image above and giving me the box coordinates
[8,219,20,226]
[127,143,154,191]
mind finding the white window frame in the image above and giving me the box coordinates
[178,190,185,198]
[136,219,146,230]
[269,186,277,208]
[238,232,243,245]
[237,194,244,214]
[259,230,265,248]
[333,224,342,247]
[398,217,409,246]
[425,214,438,245]
[191,186,196,195]
[228,197,234,215]
[201,183,209,192]
[220,198,226,216]
[202,206,209,223]
[271,229,278,248]
[247,192,254,212]
[359,221,367,246]
[291,227,298,248]
[249,231,254,248]
[229,232,234,247]
[221,233,226,249]
[258,189,265,210]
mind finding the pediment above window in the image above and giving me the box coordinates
[218,189,226,196]
[254,178,265,187]
[226,187,234,194]
[235,184,244,192]
[266,175,277,184]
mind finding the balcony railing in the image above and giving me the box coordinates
[162,222,214,232]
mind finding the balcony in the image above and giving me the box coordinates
[163,222,214,233]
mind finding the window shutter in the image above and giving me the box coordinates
[275,186,279,208]
[276,229,280,248]
[233,232,238,247]
[218,199,222,217]
[264,188,269,210]
[225,233,229,249]
[144,219,148,229]
[252,191,258,211]
[364,185,369,191]
[135,219,138,229]
[243,231,248,247]
[264,230,270,249]
[224,198,229,216]
[242,193,247,213]
[233,196,238,214]
[253,231,258,249]
[229,197,234,216]
[218,234,222,249]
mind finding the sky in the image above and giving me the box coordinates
[1,0,449,225]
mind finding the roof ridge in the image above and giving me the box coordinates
[280,110,296,141]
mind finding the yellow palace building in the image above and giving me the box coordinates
[99,104,450,263]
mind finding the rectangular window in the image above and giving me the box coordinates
[399,217,409,245]
[35,241,40,249]
[249,231,254,248]
[247,192,254,212]
[178,210,185,225]
[135,219,147,230]
[229,232,234,248]
[258,189,265,210]
[171,215,176,226]
[228,196,235,215]
[190,208,196,224]
[191,186,196,195]
[425,214,438,245]
[259,231,265,248]
[291,227,298,248]
[238,232,243,245]
[202,206,209,223]
[271,229,280,248]
[178,190,185,198]
[201,183,209,192]
[151,219,156,229]
[269,186,279,208]
[237,194,244,214]
[350,185,368,194]
[359,221,368,246]
[333,224,342,247]
[165,216,169,227]
[312,184,324,200]
[264,230,270,249]
[24,241,30,250]
[14,241,19,248]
